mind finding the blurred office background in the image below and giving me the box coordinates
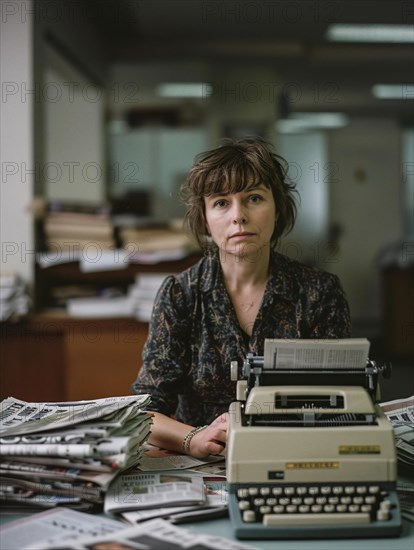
[1,0,413,399]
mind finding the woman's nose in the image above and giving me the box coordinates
[232,203,247,225]
[232,205,247,224]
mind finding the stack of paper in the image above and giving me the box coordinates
[65,271,170,319]
[107,444,228,524]
[66,294,136,318]
[0,273,31,321]
[128,273,170,322]
[0,395,152,512]
[380,396,414,470]
[380,395,414,521]
[119,226,196,255]
[43,204,116,253]
[104,470,207,514]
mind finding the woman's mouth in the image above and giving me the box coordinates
[229,232,254,240]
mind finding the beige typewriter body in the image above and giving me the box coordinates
[227,384,397,485]
[226,340,401,539]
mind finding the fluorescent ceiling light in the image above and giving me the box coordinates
[326,24,414,43]
[156,83,212,98]
[372,84,414,99]
[276,113,348,133]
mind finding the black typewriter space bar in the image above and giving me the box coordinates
[263,512,370,526]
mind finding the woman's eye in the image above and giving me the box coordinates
[249,194,263,203]
[214,199,227,208]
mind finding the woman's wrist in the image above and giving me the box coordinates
[182,425,208,454]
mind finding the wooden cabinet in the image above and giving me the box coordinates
[0,316,148,402]
[1,319,66,402]
[63,317,147,400]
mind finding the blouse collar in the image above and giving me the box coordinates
[200,246,298,303]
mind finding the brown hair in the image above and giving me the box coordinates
[181,137,298,248]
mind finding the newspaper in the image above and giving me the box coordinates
[0,395,151,436]
[0,475,104,502]
[122,478,228,524]
[137,443,225,471]
[0,396,152,510]
[380,395,414,522]
[380,395,414,422]
[0,396,152,470]
[0,435,145,460]
[0,455,119,472]
[104,471,206,513]
[23,517,257,550]
[263,338,370,370]
[380,395,414,469]
[0,507,126,550]
[0,458,118,487]
[397,479,414,523]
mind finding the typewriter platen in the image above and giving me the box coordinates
[227,338,402,540]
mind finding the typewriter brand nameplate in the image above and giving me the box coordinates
[339,445,381,454]
[286,462,340,469]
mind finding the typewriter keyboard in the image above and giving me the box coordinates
[228,483,402,539]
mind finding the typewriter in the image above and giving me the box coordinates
[227,338,402,539]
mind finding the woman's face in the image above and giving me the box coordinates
[204,183,276,257]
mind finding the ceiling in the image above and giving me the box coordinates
[91,0,413,119]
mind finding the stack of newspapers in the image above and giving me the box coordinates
[380,395,414,522]
[0,395,152,512]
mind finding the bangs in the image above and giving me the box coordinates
[201,158,267,196]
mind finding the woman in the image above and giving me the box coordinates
[132,138,351,458]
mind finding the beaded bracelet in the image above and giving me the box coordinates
[182,425,208,454]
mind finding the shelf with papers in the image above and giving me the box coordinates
[34,252,201,312]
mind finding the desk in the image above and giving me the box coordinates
[1,512,413,550]
[186,517,414,550]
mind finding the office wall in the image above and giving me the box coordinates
[0,0,107,288]
[276,131,329,264]
[44,45,105,204]
[328,118,403,330]
[108,127,208,219]
[0,1,34,286]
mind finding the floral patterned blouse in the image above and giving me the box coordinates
[132,248,351,425]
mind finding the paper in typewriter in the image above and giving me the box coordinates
[263,338,370,370]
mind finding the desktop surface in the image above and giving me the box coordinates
[1,512,413,550]
[186,517,414,550]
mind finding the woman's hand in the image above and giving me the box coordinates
[188,412,229,458]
